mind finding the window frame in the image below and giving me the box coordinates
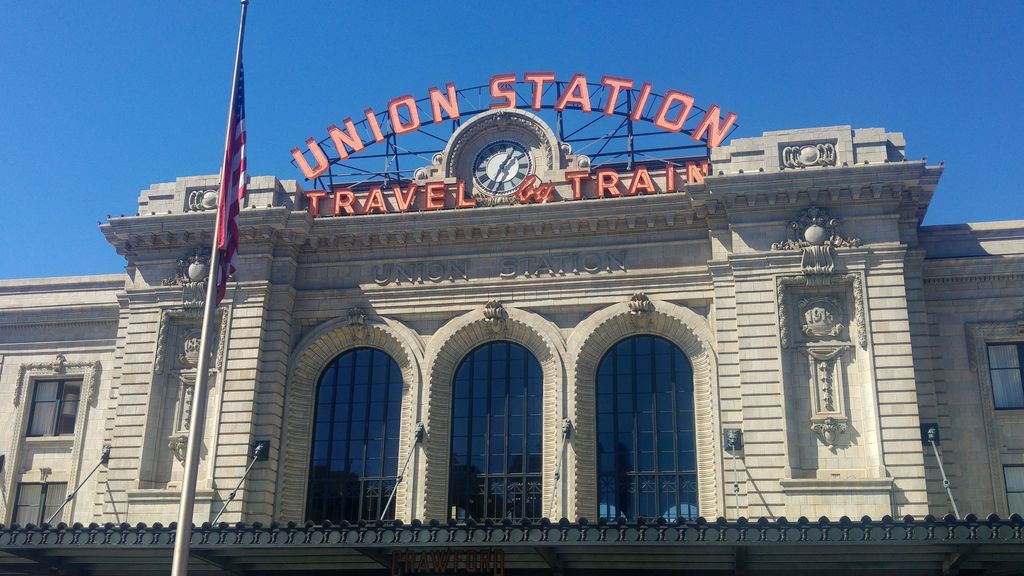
[25,378,82,438]
[595,335,698,522]
[305,347,404,523]
[1005,465,1024,516]
[986,342,1024,410]
[12,482,68,526]
[447,341,544,522]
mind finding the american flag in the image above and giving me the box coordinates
[215,59,247,304]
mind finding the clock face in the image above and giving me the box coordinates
[473,139,533,195]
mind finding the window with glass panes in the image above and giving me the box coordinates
[596,335,697,521]
[13,483,67,526]
[306,348,403,522]
[448,341,543,521]
[26,379,80,437]
[987,343,1024,409]
[1006,466,1024,515]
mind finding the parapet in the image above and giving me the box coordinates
[710,126,907,175]
[135,175,303,216]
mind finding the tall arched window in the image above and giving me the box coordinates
[448,341,543,521]
[307,347,403,522]
[596,335,697,521]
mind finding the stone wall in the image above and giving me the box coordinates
[1,126,1021,527]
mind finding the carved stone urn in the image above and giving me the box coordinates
[187,259,208,283]
[803,223,827,245]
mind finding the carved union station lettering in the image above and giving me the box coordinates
[499,251,625,279]
[374,260,469,286]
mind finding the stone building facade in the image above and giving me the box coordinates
[1,121,1023,536]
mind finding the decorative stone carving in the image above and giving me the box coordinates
[14,356,102,407]
[162,247,210,308]
[345,307,370,339]
[176,373,195,432]
[186,189,218,212]
[811,416,848,448]
[168,434,188,463]
[628,292,654,315]
[772,206,861,276]
[51,353,67,374]
[782,142,836,169]
[807,346,848,414]
[178,331,201,367]
[154,308,229,375]
[799,297,844,339]
[483,300,508,332]
[627,292,654,326]
[778,274,866,349]
[472,191,517,207]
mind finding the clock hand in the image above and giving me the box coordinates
[495,149,517,180]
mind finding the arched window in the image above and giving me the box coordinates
[307,348,402,522]
[596,335,697,521]
[448,341,543,521]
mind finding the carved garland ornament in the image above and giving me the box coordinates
[161,247,211,309]
[782,142,837,169]
[154,307,229,375]
[15,354,102,407]
[799,296,845,339]
[483,300,508,332]
[778,274,866,349]
[811,416,848,448]
[345,307,370,340]
[772,206,861,275]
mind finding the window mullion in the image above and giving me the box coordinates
[1018,344,1024,399]
[39,483,48,526]
[52,381,62,436]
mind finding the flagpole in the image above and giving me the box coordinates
[171,2,248,575]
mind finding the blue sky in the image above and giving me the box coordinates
[1,1,1022,279]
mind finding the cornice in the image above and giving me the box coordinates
[0,304,120,331]
[99,162,945,260]
[100,207,312,258]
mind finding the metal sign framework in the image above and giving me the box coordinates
[292,79,740,191]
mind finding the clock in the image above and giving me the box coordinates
[472,139,533,195]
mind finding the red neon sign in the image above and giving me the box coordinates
[292,73,737,180]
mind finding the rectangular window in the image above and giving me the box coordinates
[1006,466,1024,516]
[26,379,81,437]
[13,483,67,526]
[987,344,1024,409]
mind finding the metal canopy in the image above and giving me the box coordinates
[0,515,1021,575]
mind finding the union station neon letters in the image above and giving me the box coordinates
[292,73,737,179]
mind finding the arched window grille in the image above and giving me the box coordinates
[596,335,697,521]
[306,347,402,522]
[448,341,543,521]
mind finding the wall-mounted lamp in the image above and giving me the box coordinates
[723,429,743,451]
[252,440,270,461]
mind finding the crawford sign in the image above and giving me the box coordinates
[293,73,737,219]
